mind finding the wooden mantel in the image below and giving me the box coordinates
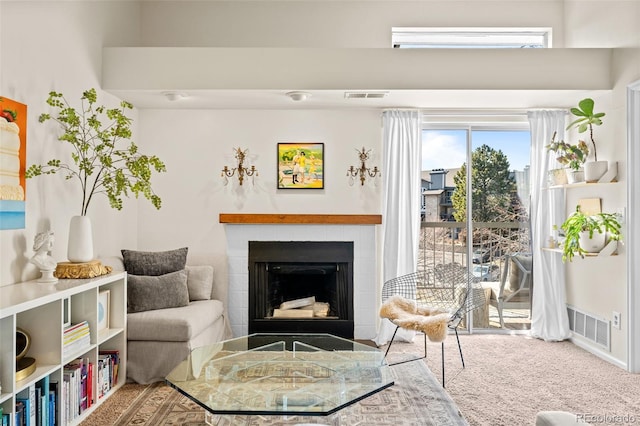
[219,213,382,225]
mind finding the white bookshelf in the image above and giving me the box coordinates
[0,272,127,425]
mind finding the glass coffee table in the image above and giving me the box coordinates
[166,333,394,425]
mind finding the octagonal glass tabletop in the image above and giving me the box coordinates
[165,333,394,416]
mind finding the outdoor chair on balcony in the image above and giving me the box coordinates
[488,252,532,328]
[379,264,487,387]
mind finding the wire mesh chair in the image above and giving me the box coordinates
[380,263,487,387]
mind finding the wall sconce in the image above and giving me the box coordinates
[221,147,258,186]
[346,147,381,186]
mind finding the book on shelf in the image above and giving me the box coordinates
[63,333,91,358]
[16,383,35,426]
[35,375,50,426]
[48,390,55,426]
[15,400,24,426]
[49,380,59,426]
[63,320,88,334]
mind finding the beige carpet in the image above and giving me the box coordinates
[81,334,640,425]
[395,334,640,426]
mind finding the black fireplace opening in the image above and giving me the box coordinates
[249,241,354,338]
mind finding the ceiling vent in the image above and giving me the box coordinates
[344,91,388,99]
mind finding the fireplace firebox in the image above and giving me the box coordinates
[248,241,354,338]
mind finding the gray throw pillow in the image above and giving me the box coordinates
[127,270,190,313]
[121,247,188,276]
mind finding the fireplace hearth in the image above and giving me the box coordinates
[248,241,354,338]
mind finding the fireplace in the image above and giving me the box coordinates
[248,241,354,338]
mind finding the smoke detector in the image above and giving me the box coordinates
[162,91,188,101]
[286,91,312,102]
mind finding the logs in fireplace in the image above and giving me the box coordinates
[248,241,354,338]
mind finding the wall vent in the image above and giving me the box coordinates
[567,305,610,351]
[344,91,388,99]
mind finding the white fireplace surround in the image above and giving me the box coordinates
[224,224,378,339]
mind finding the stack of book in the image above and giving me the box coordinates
[62,357,93,424]
[97,350,119,399]
[63,321,90,357]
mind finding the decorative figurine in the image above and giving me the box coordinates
[30,230,58,283]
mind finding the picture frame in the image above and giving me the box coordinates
[277,142,324,189]
[0,96,27,230]
[63,297,71,328]
[98,289,110,332]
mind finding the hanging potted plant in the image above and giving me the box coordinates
[560,205,622,262]
[26,89,166,263]
[566,98,607,182]
[546,133,589,184]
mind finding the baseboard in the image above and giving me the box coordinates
[569,334,628,370]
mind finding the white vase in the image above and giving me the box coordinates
[584,161,608,183]
[579,230,606,253]
[566,169,584,184]
[68,215,94,263]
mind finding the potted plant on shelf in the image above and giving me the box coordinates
[566,98,608,182]
[26,89,166,263]
[560,205,622,262]
[546,132,589,184]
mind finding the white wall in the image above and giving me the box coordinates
[135,109,383,257]
[138,0,566,47]
[0,1,142,285]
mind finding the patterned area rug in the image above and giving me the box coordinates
[81,360,466,425]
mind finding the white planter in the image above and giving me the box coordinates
[548,168,568,186]
[566,169,584,184]
[67,215,94,263]
[579,230,606,253]
[584,161,608,183]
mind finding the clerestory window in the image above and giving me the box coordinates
[392,27,551,49]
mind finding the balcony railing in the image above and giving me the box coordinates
[419,220,531,329]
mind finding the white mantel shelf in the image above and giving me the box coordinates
[219,213,382,225]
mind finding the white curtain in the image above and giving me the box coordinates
[527,110,571,341]
[374,110,422,346]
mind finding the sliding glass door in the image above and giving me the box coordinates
[420,124,531,331]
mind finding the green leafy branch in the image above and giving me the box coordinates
[25,89,166,216]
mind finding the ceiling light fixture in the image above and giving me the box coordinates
[162,91,187,101]
[286,91,312,102]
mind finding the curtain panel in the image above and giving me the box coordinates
[374,110,422,346]
[527,110,571,341]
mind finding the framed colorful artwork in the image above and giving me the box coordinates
[0,96,27,230]
[277,143,324,189]
[98,289,111,333]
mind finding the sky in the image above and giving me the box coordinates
[422,129,531,172]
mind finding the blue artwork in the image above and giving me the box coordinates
[0,200,25,230]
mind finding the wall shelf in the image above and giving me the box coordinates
[547,181,618,190]
[542,240,618,257]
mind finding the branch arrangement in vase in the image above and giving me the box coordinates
[25,89,166,216]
